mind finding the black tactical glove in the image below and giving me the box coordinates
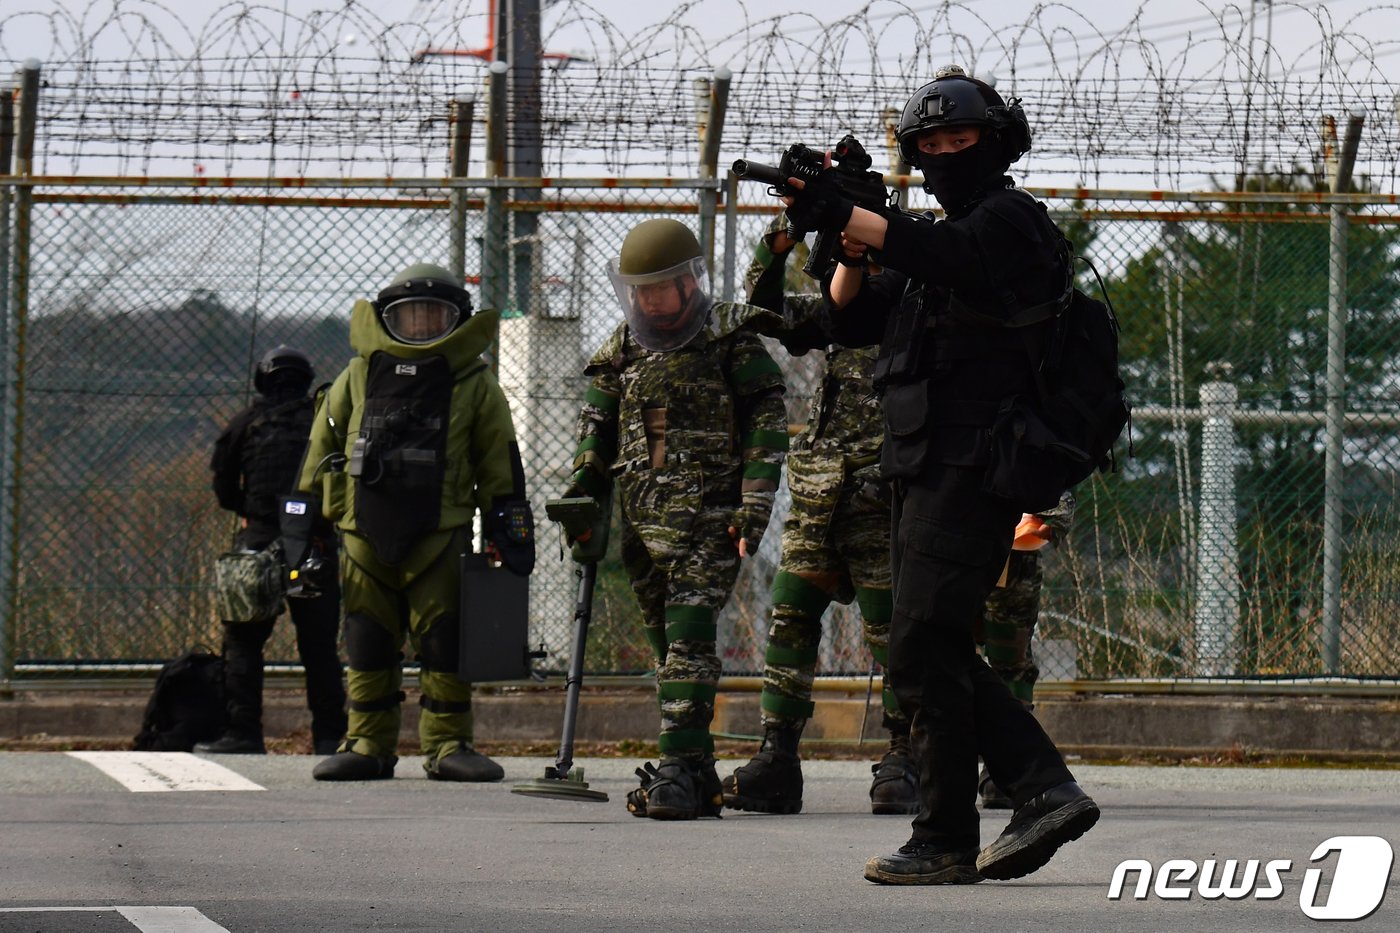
[728,490,775,558]
[785,173,855,234]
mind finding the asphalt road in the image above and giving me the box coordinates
[1,753,1397,932]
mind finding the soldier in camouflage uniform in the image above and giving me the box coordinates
[565,218,788,820]
[721,211,917,816]
[976,489,1075,808]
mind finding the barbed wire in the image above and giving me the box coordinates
[3,0,1399,188]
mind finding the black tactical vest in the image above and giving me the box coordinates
[874,279,1051,477]
[240,396,314,529]
[351,351,454,565]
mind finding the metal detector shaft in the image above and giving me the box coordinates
[554,560,597,778]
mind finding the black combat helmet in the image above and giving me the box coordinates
[254,345,314,395]
[374,263,474,345]
[896,66,1032,166]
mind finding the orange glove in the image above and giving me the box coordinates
[1013,514,1053,552]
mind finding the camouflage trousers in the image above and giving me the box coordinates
[976,550,1044,706]
[975,490,1074,706]
[619,467,742,760]
[760,454,905,735]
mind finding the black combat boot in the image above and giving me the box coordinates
[310,713,348,758]
[979,764,1013,810]
[625,757,723,820]
[869,731,918,814]
[721,726,803,814]
[312,736,342,756]
[312,750,397,781]
[426,746,505,783]
[193,733,266,755]
[864,841,983,885]
[976,781,1100,880]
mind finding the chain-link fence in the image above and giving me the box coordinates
[2,169,1398,685]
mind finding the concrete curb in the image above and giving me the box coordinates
[4,685,1400,760]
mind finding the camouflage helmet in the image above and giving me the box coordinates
[896,66,1032,166]
[374,262,474,345]
[253,345,313,394]
[608,219,712,352]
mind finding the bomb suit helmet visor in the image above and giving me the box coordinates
[380,296,461,344]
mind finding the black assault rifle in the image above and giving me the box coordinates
[732,135,892,280]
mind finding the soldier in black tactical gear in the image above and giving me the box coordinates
[778,66,1099,885]
[200,346,347,755]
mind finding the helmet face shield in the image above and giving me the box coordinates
[381,297,461,345]
[609,255,712,352]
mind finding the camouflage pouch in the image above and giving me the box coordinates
[785,451,844,542]
[213,544,287,623]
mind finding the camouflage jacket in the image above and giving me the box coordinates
[570,301,788,502]
[744,212,883,467]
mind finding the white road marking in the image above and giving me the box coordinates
[0,906,231,932]
[118,906,233,932]
[66,751,265,792]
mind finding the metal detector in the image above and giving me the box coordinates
[511,494,611,803]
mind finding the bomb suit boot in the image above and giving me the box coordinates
[722,725,804,814]
[626,757,724,820]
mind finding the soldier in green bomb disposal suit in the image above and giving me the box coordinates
[721,210,918,817]
[299,263,533,783]
[565,218,788,820]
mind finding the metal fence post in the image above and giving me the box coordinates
[722,169,738,302]
[0,79,12,694]
[696,67,731,268]
[1,61,39,693]
[448,93,475,281]
[882,105,912,210]
[1194,368,1239,676]
[0,80,13,437]
[482,61,509,316]
[507,0,543,319]
[1322,110,1364,673]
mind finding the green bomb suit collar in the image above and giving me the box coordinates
[349,297,500,363]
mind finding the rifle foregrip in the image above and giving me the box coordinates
[803,229,840,280]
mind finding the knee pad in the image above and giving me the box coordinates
[664,604,716,646]
[419,614,461,672]
[771,571,832,620]
[344,612,399,670]
[854,586,892,626]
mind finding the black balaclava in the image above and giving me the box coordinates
[258,369,312,403]
[919,139,1011,215]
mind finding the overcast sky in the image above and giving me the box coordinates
[7,0,1393,78]
[4,0,1397,188]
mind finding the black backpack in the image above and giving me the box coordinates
[132,650,227,751]
[983,260,1131,513]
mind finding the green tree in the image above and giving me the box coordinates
[1107,170,1400,673]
